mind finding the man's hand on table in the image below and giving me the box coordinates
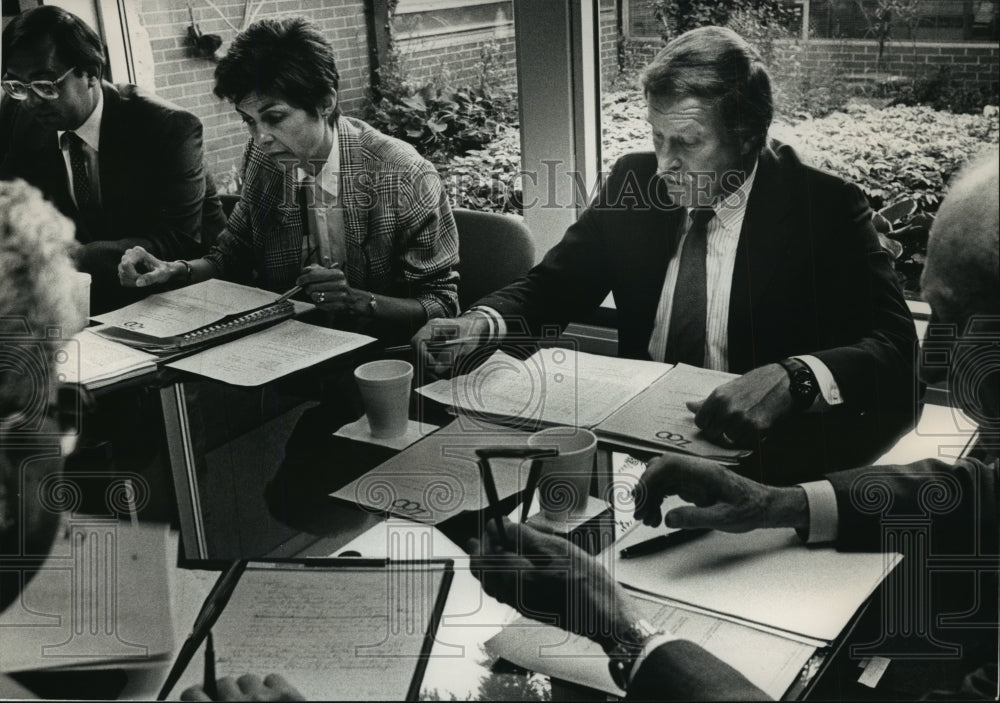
[633,453,809,533]
[467,519,640,654]
[118,245,183,288]
[686,363,793,447]
[181,673,304,701]
[411,313,492,379]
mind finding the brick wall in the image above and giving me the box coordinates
[775,39,999,87]
[395,31,517,91]
[599,0,620,87]
[136,0,371,188]
[395,0,621,93]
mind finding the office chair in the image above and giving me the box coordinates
[452,208,535,310]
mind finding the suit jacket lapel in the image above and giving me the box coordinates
[728,144,794,371]
[336,116,369,286]
[96,82,121,214]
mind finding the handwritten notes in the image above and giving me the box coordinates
[207,563,449,700]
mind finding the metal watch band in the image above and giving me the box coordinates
[606,618,662,691]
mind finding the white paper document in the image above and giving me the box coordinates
[417,348,671,428]
[92,279,290,338]
[204,564,448,700]
[613,527,901,641]
[331,419,533,524]
[166,320,374,386]
[59,329,158,388]
[485,589,816,700]
[0,521,174,672]
[596,363,748,460]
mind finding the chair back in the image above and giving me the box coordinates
[453,208,535,310]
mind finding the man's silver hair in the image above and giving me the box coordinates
[0,179,81,412]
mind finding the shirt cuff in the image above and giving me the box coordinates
[793,355,844,408]
[628,632,678,684]
[466,305,507,343]
[797,480,838,544]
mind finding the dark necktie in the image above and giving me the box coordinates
[663,207,715,366]
[64,132,92,211]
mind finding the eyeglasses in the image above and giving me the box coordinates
[0,384,91,444]
[1,67,77,101]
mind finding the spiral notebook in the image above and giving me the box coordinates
[96,299,295,354]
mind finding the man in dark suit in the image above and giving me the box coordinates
[470,149,999,701]
[413,26,918,480]
[0,6,225,314]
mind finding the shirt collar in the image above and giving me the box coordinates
[57,87,103,152]
[707,157,759,234]
[296,121,340,199]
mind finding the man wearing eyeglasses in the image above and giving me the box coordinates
[0,6,226,314]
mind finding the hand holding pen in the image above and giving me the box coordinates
[295,257,355,314]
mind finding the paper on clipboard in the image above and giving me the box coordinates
[174,560,453,701]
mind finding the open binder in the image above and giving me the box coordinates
[96,299,295,354]
[160,558,454,701]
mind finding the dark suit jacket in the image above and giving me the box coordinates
[627,457,999,701]
[0,83,226,312]
[479,142,919,479]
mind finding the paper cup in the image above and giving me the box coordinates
[354,360,413,438]
[71,271,91,331]
[527,427,597,520]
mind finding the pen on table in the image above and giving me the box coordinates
[157,560,246,700]
[618,527,711,559]
[204,631,218,700]
[382,338,479,356]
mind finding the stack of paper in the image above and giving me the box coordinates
[59,329,158,389]
[417,349,748,461]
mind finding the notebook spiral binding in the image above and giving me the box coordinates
[180,300,294,346]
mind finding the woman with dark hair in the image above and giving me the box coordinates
[118,17,459,342]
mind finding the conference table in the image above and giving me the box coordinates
[22,337,883,701]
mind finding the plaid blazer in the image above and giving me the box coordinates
[205,116,459,320]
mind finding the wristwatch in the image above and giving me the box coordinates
[778,357,819,411]
[367,293,377,316]
[606,618,663,690]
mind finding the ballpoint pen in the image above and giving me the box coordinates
[204,631,218,700]
[274,284,302,304]
[618,527,711,559]
[157,560,246,700]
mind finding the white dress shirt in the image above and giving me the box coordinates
[646,164,758,371]
[57,88,103,210]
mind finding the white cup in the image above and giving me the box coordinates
[71,271,91,331]
[354,360,414,438]
[527,427,597,520]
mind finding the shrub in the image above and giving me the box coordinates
[890,66,1000,115]
[367,84,516,161]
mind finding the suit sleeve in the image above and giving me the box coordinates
[139,109,209,259]
[202,139,258,284]
[395,161,460,320]
[627,640,769,700]
[475,163,620,336]
[826,457,998,555]
[808,181,920,428]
